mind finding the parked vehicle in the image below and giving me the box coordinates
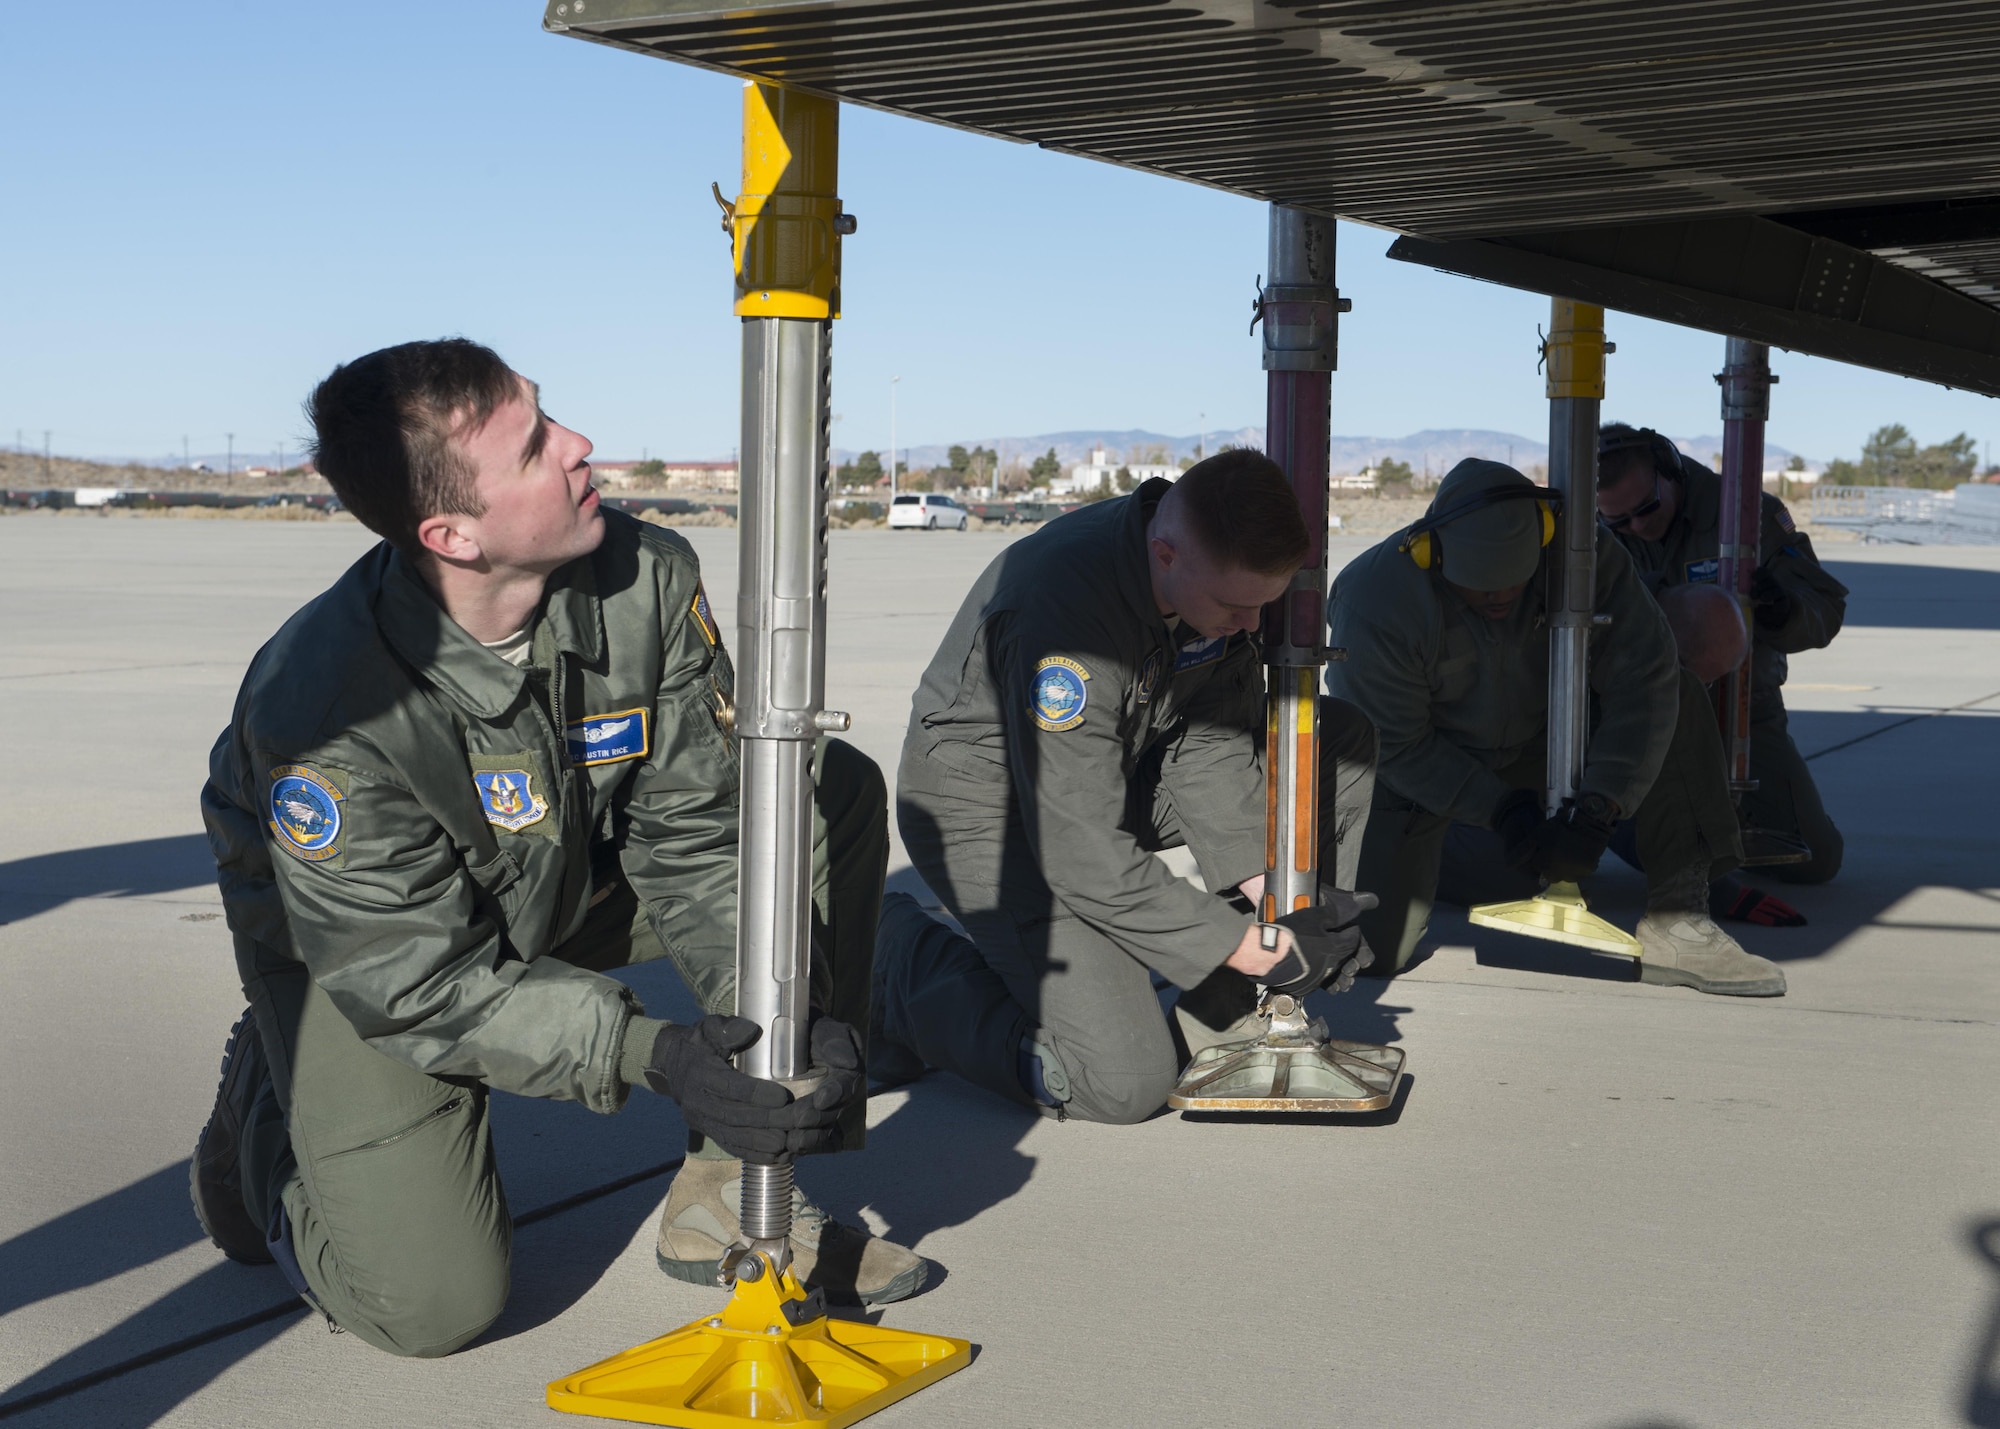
[887,492,969,530]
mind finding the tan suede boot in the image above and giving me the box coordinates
[1637,865,1787,997]
[655,1156,927,1305]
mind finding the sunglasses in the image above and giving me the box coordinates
[1598,473,1663,531]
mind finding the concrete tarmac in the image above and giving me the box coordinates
[1,512,1996,1428]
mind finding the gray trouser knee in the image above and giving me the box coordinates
[242,962,510,1358]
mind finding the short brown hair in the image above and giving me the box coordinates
[306,338,519,554]
[1165,449,1310,575]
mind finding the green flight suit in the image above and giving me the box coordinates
[881,480,1378,1124]
[202,511,886,1356]
[1326,515,1741,973]
[1612,455,1850,882]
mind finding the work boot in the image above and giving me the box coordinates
[1637,865,1787,997]
[656,1156,928,1305]
[189,1008,276,1264]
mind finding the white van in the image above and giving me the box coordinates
[887,493,969,530]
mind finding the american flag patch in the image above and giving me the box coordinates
[1774,504,1796,534]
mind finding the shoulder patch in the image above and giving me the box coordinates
[474,768,550,832]
[1031,656,1090,731]
[690,581,720,647]
[1175,635,1227,672]
[1774,504,1796,534]
[268,765,344,863]
[566,708,650,767]
[1684,557,1721,584]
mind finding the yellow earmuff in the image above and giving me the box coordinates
[1400,486,1560,570]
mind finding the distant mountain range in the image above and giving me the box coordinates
[834,427,1798,476]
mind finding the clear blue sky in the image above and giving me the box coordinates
[6,2,1996,468]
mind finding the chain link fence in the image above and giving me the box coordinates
[1809,484,2000,544]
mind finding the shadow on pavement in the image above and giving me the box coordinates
[805,1075,1038,1266]
[0,1165,204,1322]
[1405,706,1998,979]
[1308,970,1415,1046]
[1965,1218,2000,1428]
[1823,561,2000,630]
[0,1260,301,1428]
[0,834,214,924]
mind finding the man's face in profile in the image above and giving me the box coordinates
[1596,458,1678,544]
[454,375,605,574]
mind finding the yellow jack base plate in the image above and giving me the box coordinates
[547,1259,971,1428]
[1468,881,1642,958]
[1168,1035,1404,1113]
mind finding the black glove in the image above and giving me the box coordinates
[1176,962,1260,1032]
[1490,788,1546,872]
[1530,794,1617,883]
[640,1015,856,1164]
[804,1015,866,1147]
[1750,567,1793,631]
[1263,893,1379,997]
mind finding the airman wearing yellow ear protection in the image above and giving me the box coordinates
[1399,481,1560,572]
[1327,458,1784,997]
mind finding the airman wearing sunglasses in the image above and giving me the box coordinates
[1596,425,1849,890]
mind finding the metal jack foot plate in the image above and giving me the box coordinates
[548,1257,971,1428]
[1469,880,1642,958]
[1168,997,1404,1113]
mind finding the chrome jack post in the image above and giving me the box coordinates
[1169,204,1404,1116]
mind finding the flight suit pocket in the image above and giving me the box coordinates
[465,848,522,899]
[663,681,740,795]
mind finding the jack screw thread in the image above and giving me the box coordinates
[739,1161,793,1243]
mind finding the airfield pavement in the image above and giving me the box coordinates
[1,511,1996,1429]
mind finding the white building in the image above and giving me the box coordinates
[1052,446,1181,496]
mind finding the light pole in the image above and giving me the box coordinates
[889,375,901,498]
[226,433,235,476]
[1197,411,1206,463]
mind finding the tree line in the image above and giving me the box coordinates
[1823,424,1985,489]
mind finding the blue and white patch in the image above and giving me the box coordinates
[1684,557,1721,585]
[474,769,549,833]
[1175,635,1228,672]
[1774,504,1796,534]
[1031,656,1090,732]
[1136,650,1164,705]
[690,582,720,647]
[268,765,343,863]
[566,708,650,767]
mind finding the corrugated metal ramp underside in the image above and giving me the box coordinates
[546,0,2000,390]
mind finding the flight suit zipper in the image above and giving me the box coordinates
[323,1095,467,1157]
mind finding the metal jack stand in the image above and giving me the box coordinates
[1169,205,1404,1115]
[547,82,969,1428]
[1716,339,1809,868]
[1469,299,1641,962]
